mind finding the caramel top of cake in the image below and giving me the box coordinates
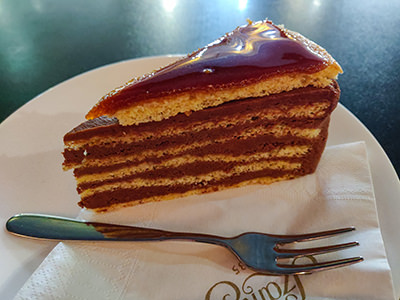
[86,20,342,126]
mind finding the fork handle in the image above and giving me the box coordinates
[6,213,226,245]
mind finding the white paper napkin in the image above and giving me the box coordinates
[15,142,395,300]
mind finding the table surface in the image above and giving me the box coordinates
[0,0,399,175]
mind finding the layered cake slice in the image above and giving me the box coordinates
[63,20,342,211]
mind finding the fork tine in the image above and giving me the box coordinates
[277,227,356,244]
[276,241,359,259]
[275,256,364,275]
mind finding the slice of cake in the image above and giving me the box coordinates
[63,19,342,211]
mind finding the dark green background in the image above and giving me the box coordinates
[0,0,399,174]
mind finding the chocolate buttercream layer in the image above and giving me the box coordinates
[73,140,312,177]
[76,119,328,197]
[64,81,337,210]
[78,164,315,209]
[63,83,339,169]
[66,82,339,142]
[66,119,322,165]
[72,116,329,177]
[77,158,302,192]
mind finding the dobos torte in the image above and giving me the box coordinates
[63,20,342,211]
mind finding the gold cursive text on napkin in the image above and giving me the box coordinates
[205,257,317,299]
[205,273,305,300]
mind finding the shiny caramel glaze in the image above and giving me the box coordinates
[86,20,340,121]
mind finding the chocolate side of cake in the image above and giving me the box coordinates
[63,82,340,211]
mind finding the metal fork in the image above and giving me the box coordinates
[6,213,363,275]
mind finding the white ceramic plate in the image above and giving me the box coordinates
[0,56,399,299]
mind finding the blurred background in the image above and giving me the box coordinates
[0,0,399,174]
